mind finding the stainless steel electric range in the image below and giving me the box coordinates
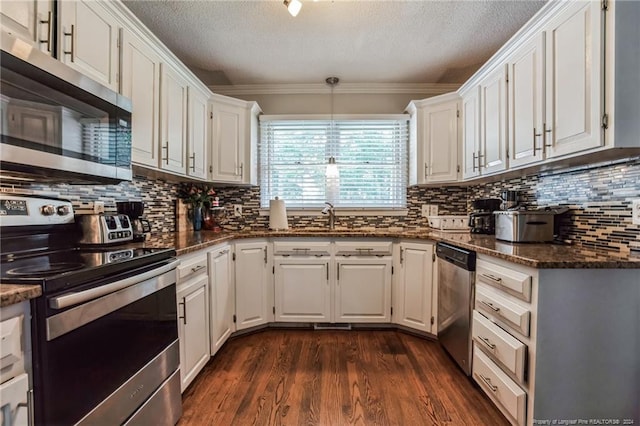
[0,195,182,426]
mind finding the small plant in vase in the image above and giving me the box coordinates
[177,183,216,231]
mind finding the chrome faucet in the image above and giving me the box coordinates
[321,202,335,230]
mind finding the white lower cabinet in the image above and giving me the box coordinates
[208,244,234,356]
[274,257,331,322]
[176,252,210,392]
[393,242,436,333]
[234,240,273,330]
[473,349,527,426]
[335,257,392,322]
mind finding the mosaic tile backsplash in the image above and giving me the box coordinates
[2,155,639,253]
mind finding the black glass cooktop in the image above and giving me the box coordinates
[0,247,175,294]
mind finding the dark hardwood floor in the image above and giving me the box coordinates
[179,329,508,426]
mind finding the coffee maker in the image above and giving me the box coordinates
[468,198,502,234]
[116,201,151,242]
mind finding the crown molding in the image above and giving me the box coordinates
[209,82,461,96]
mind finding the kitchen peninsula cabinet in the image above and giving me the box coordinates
[176,251,210,392]
[234,240,273,330]
[406,93,460,185]
[208,244,234,356]
[393,242,436,334]
[58,0,120,91]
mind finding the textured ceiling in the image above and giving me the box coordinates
[123,0,546,87]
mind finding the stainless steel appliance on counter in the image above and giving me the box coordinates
[436,242,476,376]
[117,201,152,242]
[0,195,181,426]
[468,198,502,234]
[0,32,132,183]
[494,207,570,242]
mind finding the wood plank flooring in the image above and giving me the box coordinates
[179,329,508,426]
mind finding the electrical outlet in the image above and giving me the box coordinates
[429,205,439,216]
[93,201,105,214]
[421,204,430,217]
[632,199,640,225]
[233,204,243,217]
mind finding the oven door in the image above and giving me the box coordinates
[31,260,181,426]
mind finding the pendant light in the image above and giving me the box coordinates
[326,77,339,203]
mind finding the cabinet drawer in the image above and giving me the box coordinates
[473,348,526,426]
[476,285,530,337]
[334,241,393,256]
[272,241,331,256]
[477,260,532,302]
[177,255,208,282]
[472,310,527,382]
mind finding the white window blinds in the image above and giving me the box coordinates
[259,117,408,208]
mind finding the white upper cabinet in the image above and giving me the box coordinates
[209,96,261,184]
[58,0,120,91]
[407,92,460,185]
[1,0,53,55]
[188,87,209,180]
[543,0,603,158]
[462,87,481,179]
[160,63,188,175]
[507,33,545,168]
[121,29,161,168]
[479,65,508,175]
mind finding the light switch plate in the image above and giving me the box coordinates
[429,205,439,216]
[421,205,430,217]
[233,204,243,217]
[632,199,640,225]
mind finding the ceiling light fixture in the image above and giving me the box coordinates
[284,0,302,17]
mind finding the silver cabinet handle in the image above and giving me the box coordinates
[480,300,501,313]
[40,11,52,52]
[479,336,496,350]
[424,163,428,178]
[544,122,552,148]
[326,263,329,281]
[239,163,244,178]
[191,264,205,273]
[214,249,229,259]
[179,298,186,324]
[162,142,169,164]
[472,152,478,172]
[263,246,268,264]
[481,273,503,284]
[190,153,196,172]
[533,127,543,152]
[337,263,340,281]
[478,374,498,392]
[477,152,485,169]
[63,24,75,62]
[399,247,404,264]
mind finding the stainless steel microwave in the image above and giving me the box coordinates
[0,32,132,183]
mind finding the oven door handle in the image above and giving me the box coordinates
[46,260,179,341]
[49,260,179,310]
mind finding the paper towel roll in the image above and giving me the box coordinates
[269,197,289,230]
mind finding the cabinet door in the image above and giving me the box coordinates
[209,246,234,356]
[274,257,331,322]
[188,87,208,179]
[395,243,435,333]
[424,100,459,183]
[121,29,160,168]
[209,101,245,183]
[160,64,188,175]
[508,33,545,168]
[544,1,602,158]
[1,0,53,55]
[335,258,392,323]
[177,275,210,392]
[462,87,481,179]
[480,65,508,175]
[58,0,119,90]
[234,241,272,330]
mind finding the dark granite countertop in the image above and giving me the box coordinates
[4,227,638,306]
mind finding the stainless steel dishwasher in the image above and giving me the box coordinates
[436,242,476,375]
